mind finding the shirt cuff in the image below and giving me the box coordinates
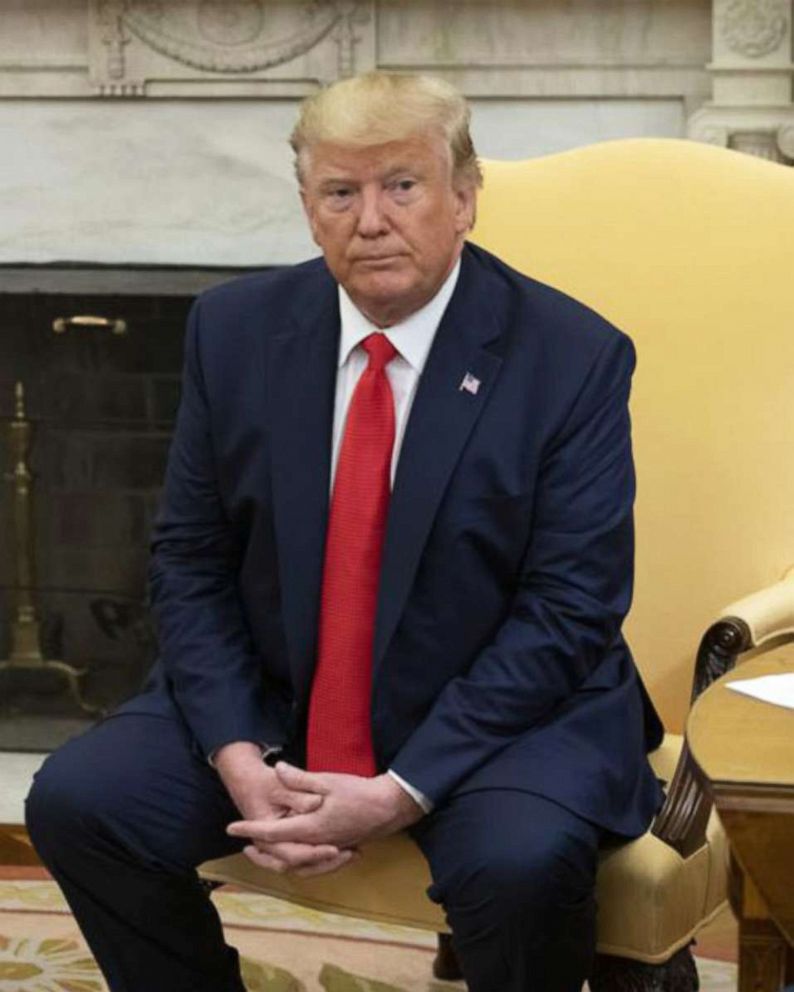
[207,742,281,769]
[387,768,434,814]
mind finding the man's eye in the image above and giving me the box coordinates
[323,187,353,210]
[392,179,416,193]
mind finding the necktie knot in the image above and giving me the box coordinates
[362,332,398,372]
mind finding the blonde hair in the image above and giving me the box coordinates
[290,71,483,189]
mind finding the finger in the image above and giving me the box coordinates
[254,839,339,860]
[275,762,329,795]
[271,789,323,815]
[228,813,318,845]
[295,850,356,878]
[262,841,341,869]
[245,839,340,871]
[242,844,289,874]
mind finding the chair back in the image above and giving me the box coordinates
[471,140,794,727]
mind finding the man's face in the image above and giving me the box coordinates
[299,133,476,327]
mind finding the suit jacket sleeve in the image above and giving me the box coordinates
[148,299,275,760]
[389,331,637,804]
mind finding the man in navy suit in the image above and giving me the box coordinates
[26,72,664,992]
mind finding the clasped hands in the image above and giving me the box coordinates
[221,754,423,878]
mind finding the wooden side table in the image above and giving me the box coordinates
[687,648,794,992]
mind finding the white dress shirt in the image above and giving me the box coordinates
[331,260,461,814]
[332,258,461,487]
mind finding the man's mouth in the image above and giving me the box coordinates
[353,254,403,265]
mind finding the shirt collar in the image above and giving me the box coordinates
[337,258,461,374]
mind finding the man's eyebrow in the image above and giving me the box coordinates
[381,164,422,181]
[316,175,357,190]
[313,164,424,190]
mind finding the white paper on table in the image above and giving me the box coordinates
[725,673,794,710]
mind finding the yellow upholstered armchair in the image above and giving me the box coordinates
[201,139,794,990]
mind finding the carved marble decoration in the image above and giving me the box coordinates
[688,105,794,163]
[89,0,375,94]
[98,0,130,83]
[121,0,338,73]
[729,129,784,159]
[9,0,710,102]
[690,122,731,146]
[197,1,264,46]
[333,1,371,78]
[721,0,789,57]
[778,121,794,158]
[688,0,794,164]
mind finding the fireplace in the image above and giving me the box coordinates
[0,265,251,750]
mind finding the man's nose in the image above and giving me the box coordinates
[356,187,389,237]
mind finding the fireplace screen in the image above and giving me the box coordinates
[0,269,239,752]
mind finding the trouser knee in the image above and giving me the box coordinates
[25,755,85,862]
[447,836,597,935]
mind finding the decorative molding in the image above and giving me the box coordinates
[121,0,340,74]
[690,1,794,163]
[197,2,264,46]
[688,104,794,162]
[97,0,130,81]
[729,128,785,159]
[333,1,371,78]
[689,119,731,146]
[778,121,794,157]
[88,0,374,94]
[720,0,789,58]
[0,1,708,101]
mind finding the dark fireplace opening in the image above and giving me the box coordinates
[0,265,254,752]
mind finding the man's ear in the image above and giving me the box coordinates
[453,182,478,234]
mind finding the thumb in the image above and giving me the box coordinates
[275,761,329,795]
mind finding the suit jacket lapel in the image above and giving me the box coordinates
[373,246,505,671]
[266,264,339,704]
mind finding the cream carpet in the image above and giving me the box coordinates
[0,879,737,991]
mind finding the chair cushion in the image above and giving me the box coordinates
[201,830,445,931]
[200,734,727,962]
[596,804,728,961]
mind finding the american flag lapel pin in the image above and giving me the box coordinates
[459,372,481,396]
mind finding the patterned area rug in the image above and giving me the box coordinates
[0,879,737,991]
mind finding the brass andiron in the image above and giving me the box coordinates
[1,382,104,715]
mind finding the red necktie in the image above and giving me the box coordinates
[306,333,398,775]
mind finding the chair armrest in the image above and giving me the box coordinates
[691,567,794,703]
[651,568,794,857]
[719,568,794,648]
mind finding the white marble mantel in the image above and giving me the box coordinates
[0,0,789,266]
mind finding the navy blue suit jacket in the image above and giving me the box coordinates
[120,243,665,837]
